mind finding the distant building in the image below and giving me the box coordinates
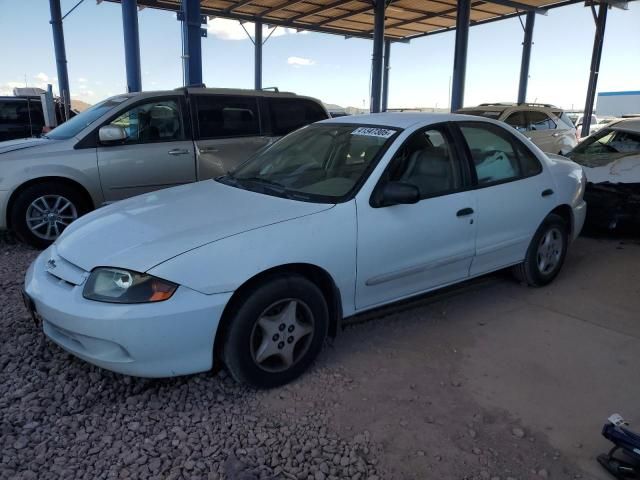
[596,91,640,117]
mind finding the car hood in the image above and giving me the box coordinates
[0,137,53,154]
[56,180,333,273]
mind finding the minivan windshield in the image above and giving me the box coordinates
[44,95,132,140]
[219,123,400,203]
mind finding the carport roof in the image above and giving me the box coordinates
[105,0,584,41]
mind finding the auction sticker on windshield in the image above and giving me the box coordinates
[351,127,395,138]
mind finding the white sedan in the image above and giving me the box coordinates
[24,113,587,388]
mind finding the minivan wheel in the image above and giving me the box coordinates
[513,213,568,287]
[10,182,90,249]
[222,275,329,388]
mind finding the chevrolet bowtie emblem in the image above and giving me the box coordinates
[47,258,57,269]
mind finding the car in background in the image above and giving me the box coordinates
[24,112,586,387]
[457,103,577,155]
[566,118,640,229]
[0,94,76,141]
[573,113,600,139]
[0,87,329,247]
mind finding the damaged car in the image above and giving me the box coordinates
[567,118,640,229]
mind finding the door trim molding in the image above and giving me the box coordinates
[365,250,474,287]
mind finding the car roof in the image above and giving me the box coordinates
[319,112,491,129]
[609,118,640,134]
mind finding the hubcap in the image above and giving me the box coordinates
[536,227,563,275]
[25,195,78,241]
[250,299,315,373]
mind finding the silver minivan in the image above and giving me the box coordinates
[0,87,329,247]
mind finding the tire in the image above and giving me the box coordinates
[222,274,329,388]
[10,181,90,249]
[512,213,568,287]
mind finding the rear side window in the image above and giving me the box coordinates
[527,111,556,131]
[460,123,542,186]
[0,100,30,124]
[195,95,260,139]
[268,98,327,136]
[552,111,576,130]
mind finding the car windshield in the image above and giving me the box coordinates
[44,95,131,140]
[218,123,400,203]
[568,128,640,167]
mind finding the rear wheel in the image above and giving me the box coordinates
[513,213,568,287]
[10,182,90,249]
[222,275,328,388]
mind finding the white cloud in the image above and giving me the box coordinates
[0,81,25,96]
[206,18,306,41]
[35,72,49,82]
[78,77,88,83]
[287,56,315,67]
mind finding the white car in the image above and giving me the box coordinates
[24,113,587,388]
[458,103,578,155]
[567,118,640,229]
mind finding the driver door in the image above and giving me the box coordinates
[97,97,196,202]
[355,125,477,310]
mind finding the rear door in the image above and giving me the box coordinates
[193,95,270,179]
[454,121,556,276]
[97,96,196,202]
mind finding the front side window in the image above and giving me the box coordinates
[220,124,399,203]
[269,98,327,136]
[569,128,640,167]
[527,111,556,131]
[195,95,259,138]
[46,95,131,140]
[385,128,463,198]
[460,123,541,185]
[109,99,184,144]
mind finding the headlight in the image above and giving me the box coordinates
[83,267,177,304]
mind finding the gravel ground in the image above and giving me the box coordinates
[2,232,630,480]
[0,238,384,480]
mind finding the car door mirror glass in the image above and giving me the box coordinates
[99,125,127,144]
[376,182,420,207]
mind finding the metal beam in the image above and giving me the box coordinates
[121,0,142,92]
[517,11,535,104]
[451,0,471,112]
[181,0,204,86]
[260,0,308,16]
[255,20,262,89]
[290,0,358,24]
[316,3,371,27]
[48,0,71,120]
[582,1,608,137]
[370,0,385,113]
[484,0,544,12]
[382,38,391,112]
[225,0,255,13]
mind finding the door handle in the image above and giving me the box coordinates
[198,147,219,154]
[552,133,560,137]
[541,189,554,197]
[456,207,474,217]
[168,148,190,156]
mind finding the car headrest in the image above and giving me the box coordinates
[411,147,451,177]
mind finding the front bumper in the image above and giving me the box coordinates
[572,199,587,241]
[0,190,9,230]
[24,249,232,378]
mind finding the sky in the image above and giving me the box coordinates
[0,0,638,110]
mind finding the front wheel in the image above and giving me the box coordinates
[10,182,90,249]
[513,213,568,287]
[222,275,329,388]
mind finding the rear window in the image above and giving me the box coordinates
[268,98,328,136]
[195,95,260,139]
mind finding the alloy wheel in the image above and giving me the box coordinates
[25,195,78,241]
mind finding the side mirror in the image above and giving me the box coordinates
[373,181,420,207]
[99,125,127,144]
